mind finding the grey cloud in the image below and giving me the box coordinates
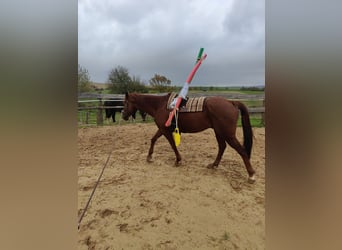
[79,0,264,86]
[224,0,264,36]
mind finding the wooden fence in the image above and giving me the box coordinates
[78,95,124,126]
[78,94,265,126]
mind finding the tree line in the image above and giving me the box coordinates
[78,64,174,94]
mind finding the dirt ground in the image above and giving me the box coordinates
[78,123,265,249]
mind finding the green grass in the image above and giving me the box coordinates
[78,110,152,126]
[78,110,98,126]
[100,89,112,94]
[237,116,264,128]
[188,86,264,94]
[78,110,264,127]
[189,89,264,95]
[240,99,263,108]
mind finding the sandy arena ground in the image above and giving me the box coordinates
[78,123,265,249]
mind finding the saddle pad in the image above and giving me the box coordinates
[167,93,206,112]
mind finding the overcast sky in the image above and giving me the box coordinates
[78,0,264,86]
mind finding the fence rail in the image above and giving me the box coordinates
[249,107,265,113]
[78,106,124,110]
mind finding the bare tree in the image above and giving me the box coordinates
[78,64,92,93]
[149,74,174,92]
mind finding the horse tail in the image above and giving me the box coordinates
[233,101,253,159]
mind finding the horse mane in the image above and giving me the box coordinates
[132,92,170,103]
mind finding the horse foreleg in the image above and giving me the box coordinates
[207,133,226,169]
[226,136,256,183]
[147,129,163,162]
[163,131,182,166]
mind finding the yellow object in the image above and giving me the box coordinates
[173,128,181,147]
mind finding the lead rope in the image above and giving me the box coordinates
[78,150,112,230]
[172,108,181,147]
[175,108,179,129]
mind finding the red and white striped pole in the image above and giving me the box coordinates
[165,50,207,127]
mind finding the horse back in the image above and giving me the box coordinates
[204,96,240,122]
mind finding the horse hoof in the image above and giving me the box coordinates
[146,156,153,163]
[207,163,217,169]
[248,175,256,184]
[175,161,182,167]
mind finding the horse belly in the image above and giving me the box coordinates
[178,112,211,133]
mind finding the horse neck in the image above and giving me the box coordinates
[132,94,167,117]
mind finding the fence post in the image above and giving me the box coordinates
[97,98,103,125]
[261,99,265,126]
[85,111,89,124]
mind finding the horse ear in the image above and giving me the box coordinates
[125,92,129,99]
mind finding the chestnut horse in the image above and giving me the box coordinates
[122,93,256,183]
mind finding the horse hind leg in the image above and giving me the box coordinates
[207,133,226,169]
[226,136,256,183]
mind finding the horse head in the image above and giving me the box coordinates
[122,92,138,121]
